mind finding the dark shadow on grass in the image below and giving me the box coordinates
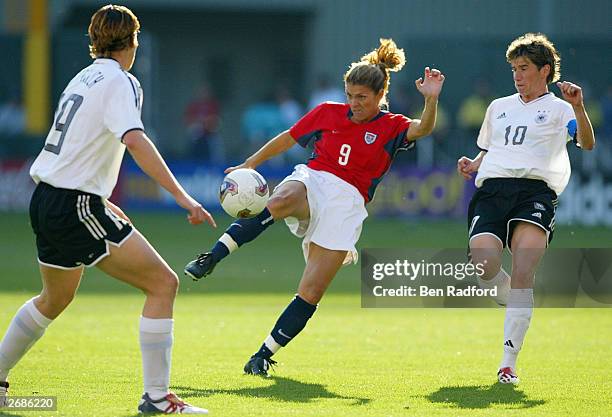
[174,375,371,405]
[427,384,545,409]
[0,412,25,417]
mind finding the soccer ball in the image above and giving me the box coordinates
[219,168,269,218]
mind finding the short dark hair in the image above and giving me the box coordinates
[506,33,561,84]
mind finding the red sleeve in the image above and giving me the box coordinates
[289,103,328,148]
[394,113,411,136]
[387,113,414,153]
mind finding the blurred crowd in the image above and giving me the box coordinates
[2,77,612,174]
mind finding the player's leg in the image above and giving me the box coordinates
[467,184,511,306]
[96,230,207,414]
[469,234,510,305]
[470,234,503,279]
[184,180,309,280]
[1,182,89,399]
[244,243,346,376]
[498,221,547,384]
[36,265,85,318]
[0,266,82,386]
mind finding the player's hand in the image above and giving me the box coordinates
[224,161,255,174]
[556,81,584,107]
[175,193,216,227]
[415,67,445,99]
[457,156,480,180]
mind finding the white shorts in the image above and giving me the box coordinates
[276,164,368,265]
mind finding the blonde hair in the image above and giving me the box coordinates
[344,38,406,107]
[88,5,140,59]
[506,32,561,84]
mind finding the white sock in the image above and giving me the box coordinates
[219,234,238,254]
[264,334,282,354]
[478,268,511,305]
[140,317,173,399]
[500,289,534,370]
[0,298,52,381]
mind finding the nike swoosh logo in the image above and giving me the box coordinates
[278,329,292,339]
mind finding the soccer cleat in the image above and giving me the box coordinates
[497,367,519,384]
[0,381,8,407]
[184,252,217,281]
[243,355,277,377]
[137,392,208,414]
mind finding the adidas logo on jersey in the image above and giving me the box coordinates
[531,212,542,219]
[496,112,507,119]
[534,202,545,211]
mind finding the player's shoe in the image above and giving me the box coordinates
[497,367,519,384]
[243,355,277,377]
[184,252,217,281]
[0,381,8,407]
[138,392,208,414]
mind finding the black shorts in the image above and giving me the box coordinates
[467,178,557,250]
[29,182,133,269]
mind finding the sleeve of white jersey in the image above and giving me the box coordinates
[476,102,493,151]
[104,74,144,140]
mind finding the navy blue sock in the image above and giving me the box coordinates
[210,207,274,262]
[254,344,275,360]
[254,295,317,359]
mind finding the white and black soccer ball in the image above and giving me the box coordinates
[219,168,269,218]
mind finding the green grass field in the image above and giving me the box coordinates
[1,212,611,417]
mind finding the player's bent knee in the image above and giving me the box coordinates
[267,194,295,218]
[145,269,179,298]
[470,250,502,279]
[162,271,179,295]
[36,292,75,319]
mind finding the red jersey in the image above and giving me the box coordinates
[289,102,413,202]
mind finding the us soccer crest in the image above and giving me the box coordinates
[364,131,377,144]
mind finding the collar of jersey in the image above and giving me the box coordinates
[346,107,388,123]
[93,58,121,68]
[517,91,552,106]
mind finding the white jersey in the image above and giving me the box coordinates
[475,92,576,195]
[30,58,144,198]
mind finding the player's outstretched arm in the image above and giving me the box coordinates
[225,130,295,173]
[123,130,216,227]
[406,67,445,142]
[557,81,595,150]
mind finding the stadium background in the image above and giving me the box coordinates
[0,0,611,225]
[0,2,611,416]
